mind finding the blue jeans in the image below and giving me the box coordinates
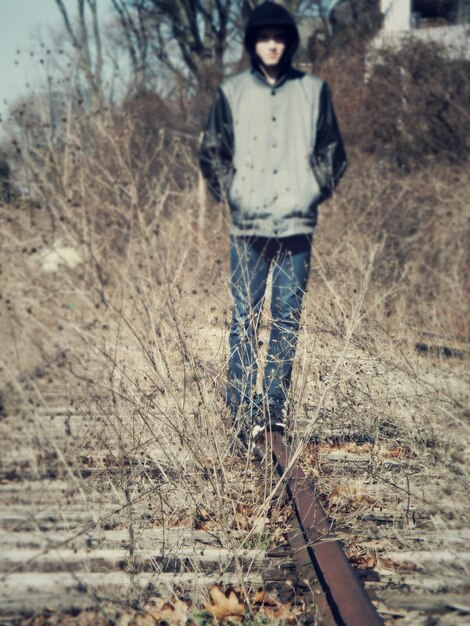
[226,233,312,420]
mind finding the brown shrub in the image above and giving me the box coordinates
[319,38,470,169]
[311,35,470,338]
[364,41,470,168]
[317,150,470,340]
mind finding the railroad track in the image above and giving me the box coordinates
[0,387,469,625]
[259,432,384,626]
[259,428,470,626]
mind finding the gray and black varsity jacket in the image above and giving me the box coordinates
[198,1,347,238]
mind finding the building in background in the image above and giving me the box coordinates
[370,0,470,61]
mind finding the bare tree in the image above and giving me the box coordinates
[52,0,329,107]
[110,0,150,95]
[54,0,104,111]
[131,0,235,94]
[114,0,321,95]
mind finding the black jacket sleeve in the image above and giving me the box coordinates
[310,82,347,203]
[198,87,235,203]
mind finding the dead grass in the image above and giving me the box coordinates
[1,56,469,623]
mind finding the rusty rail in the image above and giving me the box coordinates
[265,432,384,626]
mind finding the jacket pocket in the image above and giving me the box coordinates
[308,165,324,207]
[221,166,234,197]
[310,149,336,202]
[226,167,238,207]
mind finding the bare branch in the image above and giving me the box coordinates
[54,0,80,48]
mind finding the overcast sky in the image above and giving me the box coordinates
[0,0,111,124]
[1,1,64,118]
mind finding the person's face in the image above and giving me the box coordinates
[254,27,287,68]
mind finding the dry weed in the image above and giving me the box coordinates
[1,41,469,619]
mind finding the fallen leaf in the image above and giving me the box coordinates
[252,589,301,621]
[142,597,189,625]
[270,525,287,544]
[378,557,417,572]
[383,447,403,458]
[204,585,245,622]
[253,590,278,607]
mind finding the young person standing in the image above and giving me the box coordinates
[198,1,347,440]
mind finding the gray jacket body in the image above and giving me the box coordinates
[198,2,347,239]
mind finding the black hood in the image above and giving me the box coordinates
[244,1,300,78]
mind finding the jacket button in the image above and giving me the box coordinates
[273,169,278,174]
[272,141,278,148]
[271,89,276,95]
[272,116,276,121]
